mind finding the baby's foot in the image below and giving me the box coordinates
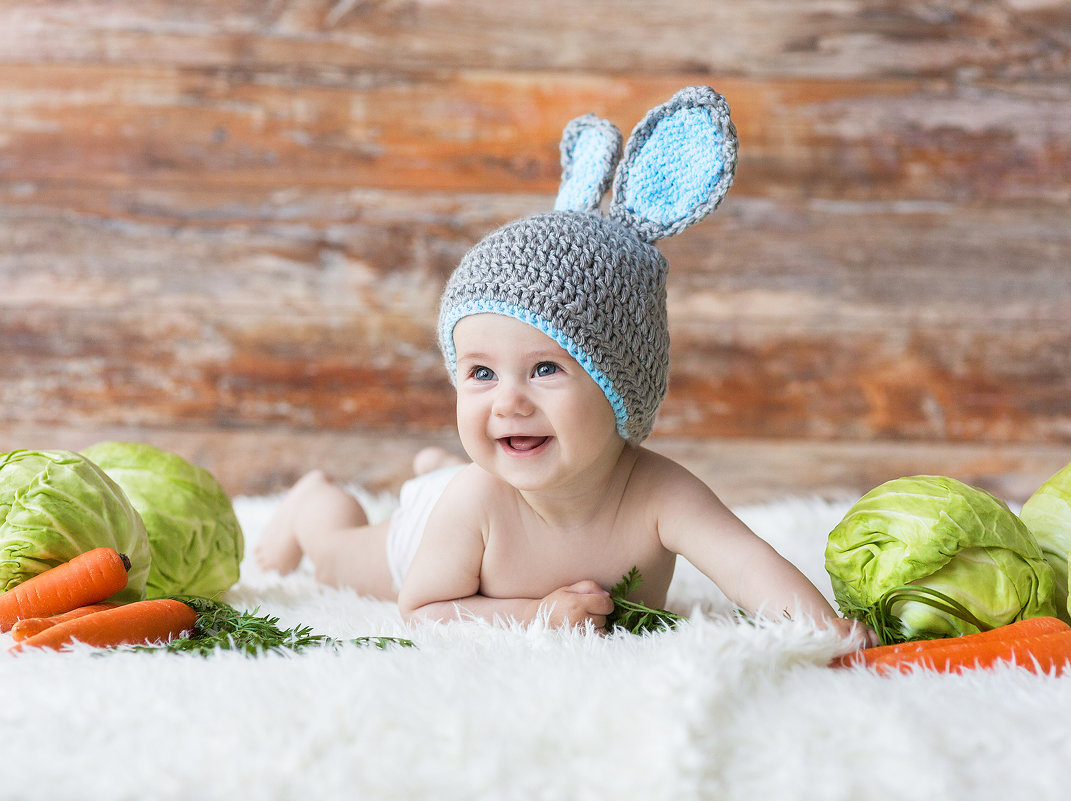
[253,470,326,574]
[412,446,466,476]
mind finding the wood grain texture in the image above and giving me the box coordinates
[1,1,1068,80]
[4,190,1067,441]
[2,1,1069,502]
[0,65,1068,201]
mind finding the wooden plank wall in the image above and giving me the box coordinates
[2,1,1070,505]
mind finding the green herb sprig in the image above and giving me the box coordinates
[130,596,415,656]
[838,584,991,646]
[607,567,686,635]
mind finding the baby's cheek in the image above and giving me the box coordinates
[455,409,491,461]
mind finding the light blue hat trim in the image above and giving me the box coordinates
[441,299,630,439]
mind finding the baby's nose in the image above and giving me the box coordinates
[492,383,535,417]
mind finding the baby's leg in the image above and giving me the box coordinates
[255,470,343,575]
[412,446,466,475]
[255,470,394,599]
[298,517,395,601]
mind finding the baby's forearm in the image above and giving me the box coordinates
[733,556,877,646]
[781,584,841,624]
[734,550,840,625]
[401,594,539,626]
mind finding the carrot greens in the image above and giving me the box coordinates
[607,567,686,634]
[129,597,414,656]
[836,584,996,646]
[113,569,682,653]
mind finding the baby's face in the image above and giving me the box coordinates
[452,314,623,492]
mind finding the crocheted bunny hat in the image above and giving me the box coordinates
[438,86,737,444]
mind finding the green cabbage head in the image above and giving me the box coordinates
[0,449,150,601]
[1019,461,1071,623]
[825,475,1056,644]
[82,441,244,599]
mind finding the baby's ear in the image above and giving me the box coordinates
[554,114,623,213]
[609,86,738,242]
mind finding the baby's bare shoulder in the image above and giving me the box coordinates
[425,465,510,540]
[440,463,516,513]
[629,448,710,495]
[627,448,730,521]
[630,450,743,554]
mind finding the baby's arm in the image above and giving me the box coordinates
[396,470,613,628]
[653,460,876,646]
[402,579,613,629]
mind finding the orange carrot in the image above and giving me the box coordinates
[831,616,1069,669]
[9,599,198,653]
[887,630,1071,676]
[832,616,1071,673]
[9,602,122,642]
[0,548,130,632]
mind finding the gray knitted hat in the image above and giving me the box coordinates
[439,86,737,444]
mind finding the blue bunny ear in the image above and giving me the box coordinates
[609,86,737,242]
[554,114,623,213]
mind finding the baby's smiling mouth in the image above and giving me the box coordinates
[500,435,550,454]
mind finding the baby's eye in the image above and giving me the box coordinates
[469,366,496,381]
[533,362,560,378]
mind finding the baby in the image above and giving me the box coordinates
[256,87,875,646]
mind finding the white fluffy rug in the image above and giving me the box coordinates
[3,492,1071,801]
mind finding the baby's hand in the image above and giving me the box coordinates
[533,580,615,630]
[827,617,880,650]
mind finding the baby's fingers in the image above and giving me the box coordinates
[829,617,879,650]
[566,579,609,596]
[590,593,615,616]
[566,582,614,616]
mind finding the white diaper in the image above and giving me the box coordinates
[385,465,465,591]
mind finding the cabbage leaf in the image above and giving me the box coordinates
[1019,461,1071,623]
[825,475,1056,644]
[82,442,244,599]
[0,449,150,601]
